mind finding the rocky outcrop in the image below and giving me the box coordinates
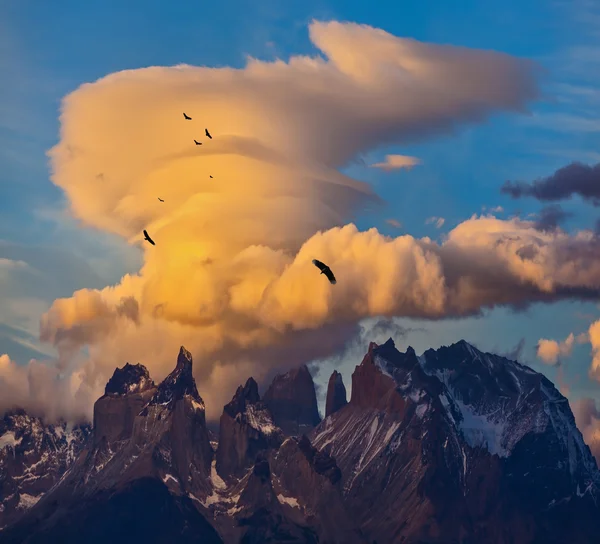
[225,455,320,544]
[262,365,321,436]
[147,346,202,407]
[93,363,156,447]
[270,436,364,543]
[4,340,600,543]
[325,370,348,417]
[1,346,215,543]
[216,378,283,482]
[104,362,154,396]
[0,410,90,530]
[311,338,600,544]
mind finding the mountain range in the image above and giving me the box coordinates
[1,339,599,543]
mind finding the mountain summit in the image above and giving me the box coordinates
[312,338,600,543]
[2,339,600,543]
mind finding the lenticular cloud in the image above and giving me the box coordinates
[6,20,572,422]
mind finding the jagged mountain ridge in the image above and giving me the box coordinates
[1,339,600,543]
[0,410,90,531]
[311,338,600,543]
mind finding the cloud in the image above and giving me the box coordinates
[3,20,544,422]
[588,318,600,381]
[425,216,445,228]
[571,397,600,465]
[385,219,402,229]
[501,162,600,205]
[490,206,504,213]
[533,204,573,232]
[370,154,421,172]
[0,354,90,423]
[536,331,588,365]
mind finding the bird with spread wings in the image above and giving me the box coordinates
[312,259,336,284]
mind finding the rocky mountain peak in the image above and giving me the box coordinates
[150,345,203,407]
[263,364,321,436]
[224,377,260,418]
[177,345,193,369]
[325,370,348,417]
[216,378,283,482]
[104,362,154,396]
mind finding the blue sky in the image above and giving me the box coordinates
[1,0,600,407]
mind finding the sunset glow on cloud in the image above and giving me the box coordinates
[8,19,596,423]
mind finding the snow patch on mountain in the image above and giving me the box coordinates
[452,398,509,456]
[243,404,278,436]
[277,494,300,508]
[0,432,22,451]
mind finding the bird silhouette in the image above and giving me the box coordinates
[205,128,212,139]
[194,140,202,145]
[158,197,164,202]
[209,175,213,179]
[183,113,192,120]
[143,230,156,246]
[312,259,336,284]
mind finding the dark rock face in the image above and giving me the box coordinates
[262,365,321,436]
[94,363,156,447]
[0,346,215,543]
[149,346,203,407]
[271,436,364,543]
[0,477,223,544]
[311,338,600,544]
[104,362,154,396]
[0,410,90,531]
[4,340,600,543]
[229,456,321,544]
[296,435,341,485]
[216,378,283,482]
[325,370,348,417]
[238,507,319,544]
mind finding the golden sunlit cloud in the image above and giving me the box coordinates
[3,20,563,422]
[536,332,588,365]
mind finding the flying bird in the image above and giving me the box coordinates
[157,197,164,202]
[194,140,202,145]
[183,113,192,120]
[312,259,336,284]
[209,175,213,179]
[205,128,212,139]
[143,230,155,246]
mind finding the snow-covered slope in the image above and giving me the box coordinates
[0,410,90,530]
[310,338,600,543]
[417,339,600,495]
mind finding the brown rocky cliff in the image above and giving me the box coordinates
[216,377,283,482]
[93,363,156,447]
[325,370,348,417]
[271,436,366,543]
[263,365,321,436]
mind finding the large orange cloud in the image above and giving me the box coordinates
[5,20,559,422]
